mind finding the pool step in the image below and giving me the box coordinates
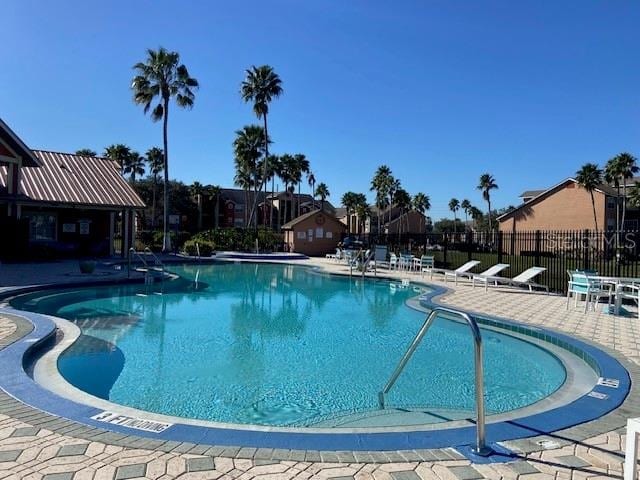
[309,408,474,428]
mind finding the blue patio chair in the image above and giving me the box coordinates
[420,255,435,278]
[566,270,612,313]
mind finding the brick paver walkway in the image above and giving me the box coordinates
[0,258,637,479]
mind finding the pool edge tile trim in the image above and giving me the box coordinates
[0,268,634,456]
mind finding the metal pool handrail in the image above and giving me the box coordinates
[378,306,491,456]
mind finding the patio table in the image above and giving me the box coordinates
[591,276,640,315]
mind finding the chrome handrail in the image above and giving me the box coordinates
[361,249,376,278]
[128,247,149,278]
[378,306,491,456]
[144,247,165,275]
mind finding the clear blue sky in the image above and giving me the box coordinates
[2,1,638,221]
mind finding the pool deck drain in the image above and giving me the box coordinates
[0,257,637,478]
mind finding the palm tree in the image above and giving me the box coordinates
[605,157,624,234]
[393,188,411,238]
[132,47,199,252]
[279,154,297,225]
[307,171,316,210]
[241,65,283,226]
[412,193,431,233]
[205,185,222,229]
[616,153,638,230]
[371,165,394,232]
[233,125,267,227]
[477,174,498,231]
[460,199,472,231]
[315,183,330,211]
[124,151,146,183]
[262,154,280,227]
[104,144,131,175]
[75,148,96,157]
[628,182,640,209]
[190,181,205,231]
[146,147,164,229]
[341,192,360,234]
[575,163,603,231]
[293,154,310,217]
[448,198,460,233]
[469,206,483,229]
[354,195,371,234]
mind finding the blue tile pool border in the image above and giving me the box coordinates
[0,269,632,454]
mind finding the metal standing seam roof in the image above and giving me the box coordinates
[0,150,145,208]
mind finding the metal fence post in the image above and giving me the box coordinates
[583,229,590,271]
[467,231,473,262]
[443,234,448,267]
[535,230,541,266]
[497,231,503,263]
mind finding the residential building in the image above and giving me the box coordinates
[497,177,640,232]
[336,205,428,235]
[0,118,145,259]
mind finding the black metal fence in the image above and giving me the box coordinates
[345,230,640,293]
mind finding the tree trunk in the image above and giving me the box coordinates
[151,175,157,229]
[591,192,598,231]
[283,186,288,226]
[249,113,270,227]
[197,194,203,231]
[487,198,492,232]
[622,183,628,231]
[297,183,301,218]
[162,97,171,252]
[270,176,275,228]
[215,195,220,229]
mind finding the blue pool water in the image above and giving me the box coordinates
[12,263,567,427]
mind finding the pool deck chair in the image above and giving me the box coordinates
[325,248,342,262]
[442,260,481,284]
[471,264,511,289]
[483,267,549,293]
[372,245,389,269]
[420,255,435,278]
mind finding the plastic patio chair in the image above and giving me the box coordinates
[566,270,612,313]
[442,260,482,284]
[471,264,511,289]
[483,266,549,293]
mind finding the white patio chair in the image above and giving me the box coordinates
[471,264,511,289]
[420,255,435,278]
[483,266,549,293]
[442,260,481,284]
[566,270,612,313]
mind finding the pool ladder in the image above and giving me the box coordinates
[128,247,165,285]
[378,306,491,456]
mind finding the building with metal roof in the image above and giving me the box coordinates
[0,118,145,259]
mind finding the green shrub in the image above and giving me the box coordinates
[190,228,284,253]
[183,239,214,257]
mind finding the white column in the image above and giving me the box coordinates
[123,209,130,253]
[109,212,115,256]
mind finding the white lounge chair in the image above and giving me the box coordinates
[442,260,481,284]
[325,248,342,262]
[482,266,549,293]
[471,264,511,289]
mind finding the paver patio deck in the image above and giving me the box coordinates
[0,257,638,479]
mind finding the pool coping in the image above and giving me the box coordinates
[0,263,636,462]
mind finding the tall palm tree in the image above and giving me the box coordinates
[341,192,360,234]
[616,153,638,230]
[261,154,280,227]
[206,184,222,229]
[412,193,431,233]
[448,198,460,233]
[575,163,603,231]
[393,188,411,238]
[146,147,164,229]
[354,195,371,234]
[104,144,131,175]
[605,157,624,234]
[190,181,205,231]
[132,47,199,252]
[307,171,316,210]
[233,125,266,228]
[241,65,283,226]
[460,199,472,231]
[124,151,146,183]
[75,148,96,157]
[371,165,394,231]
[470,206,483,229]
[279,154,297,225]
[293,154,310,217]
[477,174,498,231]
[315,183,330,212]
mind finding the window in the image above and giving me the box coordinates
[607,196,616,209]
[28,213,57,241]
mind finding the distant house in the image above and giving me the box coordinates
[214,189,335,229]
[336,206,427,235]
[497,177,638,232]
[282,210,346,256]
[0,118,145,259]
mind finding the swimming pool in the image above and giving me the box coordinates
[10,263,571,429]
